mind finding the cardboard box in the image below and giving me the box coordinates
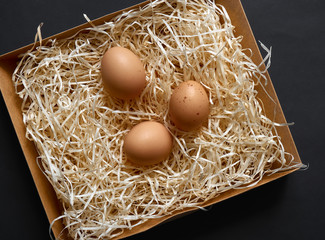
[0,0,301,239]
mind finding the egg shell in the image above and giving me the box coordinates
[101,46,146,99]
[123,121,173,166]
[169,80,210,131]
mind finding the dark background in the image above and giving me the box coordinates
[0,0,324,239]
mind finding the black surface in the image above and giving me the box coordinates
[0,1,324,239]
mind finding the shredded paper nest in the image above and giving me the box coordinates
[13,0,302,239]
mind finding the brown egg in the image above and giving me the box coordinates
[169,80,210,131]
[123,121,173,166]
[101,46,146,99]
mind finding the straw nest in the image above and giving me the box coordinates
[13,0,302,239]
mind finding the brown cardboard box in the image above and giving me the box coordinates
[0,0,301,239]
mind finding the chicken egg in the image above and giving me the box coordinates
[123,121,173,166]
[169,80,210,131]
[101,46,146,99]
